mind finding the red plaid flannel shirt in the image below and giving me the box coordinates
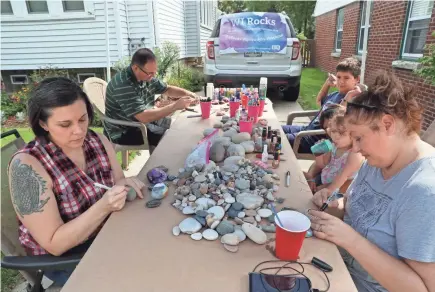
[14,130,114,255]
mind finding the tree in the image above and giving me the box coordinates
[218,0,246,13]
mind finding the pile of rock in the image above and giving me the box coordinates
[172,154,284,252]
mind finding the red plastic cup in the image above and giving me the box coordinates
[239,120,253,134]
[200,101,211,119]
[259,100,265,117]
[229,101,240,118]
[275,210,311,261]
[247,105,260,123]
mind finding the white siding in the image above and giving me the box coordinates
[184,1,200,57]
[156,0,186,58]
[126,1,154,50]
[313,0,357,17]
[1,1,120,70]
[118,0,130,57]
[200,26,212,57]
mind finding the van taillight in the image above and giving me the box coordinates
[291,41,300,60]
[207,41,215,60]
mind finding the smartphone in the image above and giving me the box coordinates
[249,272,311,292]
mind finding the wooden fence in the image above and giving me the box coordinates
[300,39,315,68]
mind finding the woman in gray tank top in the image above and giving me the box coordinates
[308,71,435,292]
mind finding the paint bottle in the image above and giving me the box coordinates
[262,145,269,163]
[272,151,280,169]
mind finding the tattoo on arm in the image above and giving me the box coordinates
[10,159,50,218]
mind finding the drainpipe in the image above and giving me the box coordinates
[105,1,111,82]
[360,0,372,85]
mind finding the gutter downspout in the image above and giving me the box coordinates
[360,0,372,84]
[105,1,111,82]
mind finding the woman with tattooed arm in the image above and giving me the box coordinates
[8,77,145,286]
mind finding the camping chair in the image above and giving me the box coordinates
[1,129,83,292]
[286,110,325,160]
[422,119,435,147]
[83,77,149,169]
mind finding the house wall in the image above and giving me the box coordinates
[156,0,186,58]
[126,1,155,51]
[314,0,435,131]
[185,1,200,57]
[0,0,120,70]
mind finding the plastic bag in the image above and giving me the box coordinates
[185,129,219,168]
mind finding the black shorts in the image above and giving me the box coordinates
[108,127,163,147]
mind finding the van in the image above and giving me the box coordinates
[203,12,302,101]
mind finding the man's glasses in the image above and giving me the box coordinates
[136,65,156,77]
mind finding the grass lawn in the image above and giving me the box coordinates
[1,252,24,292]
[0,127,137,166]
[298,67,335,110]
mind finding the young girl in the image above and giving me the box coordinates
[305,105,364,193]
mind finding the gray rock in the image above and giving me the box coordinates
[223,128,238,138]
[235,178,250,190]
[172,226,181,236]
[221,115,229,123]
[240,141,255,153]
[276,197,285,204]
[207,206,225,220]
[234,217,244,225]
[194,163,205,172]
[242,223,268,244]
[203,128,216,137]
[202,229,219,241]
[210,142,226,163]
[213,122,223,128]
[227,208,239,218]
[232,229,247,241]
[179,218,202,234]
[126,188,137,201]
[203,160,216,173]
[199,183,209,194]
[227,144,245,157]
[265,182,274,189]
[232,132,251,144]
[177,186,190,196]
[182,206,196,215]
[214,137,232,147]
[260,225,276,233]
[216,220,235,236]
[194,215,207,226]
[221,233,240,246]
[224,156,244,166]
[250,181,256,191]
[243,216,256,224]
[236,193,264,210]
[231,202,244,211]
[196,210,209,217]
[194,174,207,183]
[222,164,240,173]
[223,243,239,253]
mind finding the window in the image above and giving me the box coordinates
[11,75,29,85]
[335,8,344,52]
[200,1,215,28]
[62,1,84,12]
[77,73,96,83]
[403,0,434,57]
[1,1,13,14]
[357,1,372,54]
[26,0,49,14]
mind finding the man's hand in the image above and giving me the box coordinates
[173,96,194,110]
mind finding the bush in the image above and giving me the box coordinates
[1,88,29,118]
[30,65,70,84]
[91,111,103,127]
[154,41,180,78]
[415,31,435,86]
[166,63,205,92]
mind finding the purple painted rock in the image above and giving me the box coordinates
[147,168,168,184]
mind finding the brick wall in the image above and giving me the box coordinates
[314,0,435,131]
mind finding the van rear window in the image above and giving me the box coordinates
[211,15,296,38]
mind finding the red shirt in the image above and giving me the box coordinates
[13,130,114,255]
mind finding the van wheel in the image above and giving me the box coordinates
[283,84,300,102]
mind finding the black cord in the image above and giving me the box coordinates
[252,260,330,292]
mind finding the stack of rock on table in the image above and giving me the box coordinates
[171,115,286,253]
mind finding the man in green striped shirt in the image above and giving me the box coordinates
[104,48,197,150]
